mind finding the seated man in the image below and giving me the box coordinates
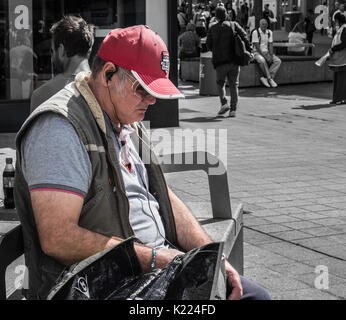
[251,19,281,88]
[14,25,270,300]
[178,23,201,60]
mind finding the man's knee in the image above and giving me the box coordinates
[240,276,271,300]
[273,55,282,66]
[254,54,266,65]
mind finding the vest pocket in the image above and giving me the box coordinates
[82,184,104,214]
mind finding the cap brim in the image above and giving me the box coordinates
[132,71,185,99]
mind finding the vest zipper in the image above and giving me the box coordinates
[106,152,135,236]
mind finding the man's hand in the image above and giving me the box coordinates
[225,260,243,300]
[155,248,184,269]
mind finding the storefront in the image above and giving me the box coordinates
[0,0,178,132]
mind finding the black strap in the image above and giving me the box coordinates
[257,28,261,44]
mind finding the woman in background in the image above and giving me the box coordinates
[287,22,307,56]
[329,13,346,104]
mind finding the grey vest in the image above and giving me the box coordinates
[14,77,177,299]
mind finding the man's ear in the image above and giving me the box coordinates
[103,62,118,85]
[57,43,66,59]
[106,71,115,83]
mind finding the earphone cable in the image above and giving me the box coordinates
[106,80,178,251]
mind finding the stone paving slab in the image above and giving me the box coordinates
[270,289,339,300]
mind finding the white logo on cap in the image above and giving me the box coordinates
[161,51,170,74]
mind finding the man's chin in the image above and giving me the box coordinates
[137,112,146,122]
[129,112,146,124]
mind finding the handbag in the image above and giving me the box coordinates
[231,22,252,66]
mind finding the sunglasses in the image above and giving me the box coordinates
[124,72,153,100]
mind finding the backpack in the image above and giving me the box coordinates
[231,22,252,66]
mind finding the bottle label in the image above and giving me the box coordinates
[3,177,15,188]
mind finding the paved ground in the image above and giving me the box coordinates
[162,80,346,300]
[1,80,346,300]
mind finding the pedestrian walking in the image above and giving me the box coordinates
[206,6,252,118]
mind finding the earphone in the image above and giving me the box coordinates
[106,71,115,82]
[105,65,119,82]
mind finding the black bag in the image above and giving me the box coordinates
[47,237,227,300]
[231,22,252,66]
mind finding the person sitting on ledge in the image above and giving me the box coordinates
[251,19,281,88]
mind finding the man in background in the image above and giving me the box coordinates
[207,6,252,118]
[262,4,275,30]
[252,19,282,88]
[30,15,94,112]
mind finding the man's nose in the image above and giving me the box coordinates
[144,95,156,105]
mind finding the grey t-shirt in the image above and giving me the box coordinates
[21,112,169,249]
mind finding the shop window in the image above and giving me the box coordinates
[0,0,145,102]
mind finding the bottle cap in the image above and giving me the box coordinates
[5,158,13,164]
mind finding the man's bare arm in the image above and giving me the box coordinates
[269,42,274,56]
[31,190,181,270]
[167,187,212,251]
[168,187,243,300]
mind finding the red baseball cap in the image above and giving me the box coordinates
[97,25,184,99]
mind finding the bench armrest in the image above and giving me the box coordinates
[159,151,232,219]
[0,224,24,300]
[160,151,244,274]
